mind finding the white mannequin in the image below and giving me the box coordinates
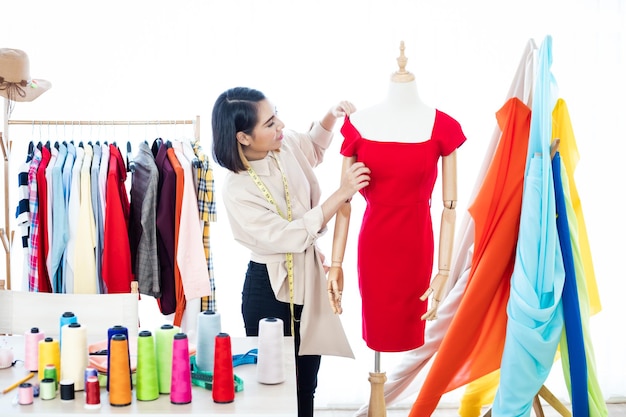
[328,41,457,320]
[328,42,461,416]
[349,79,436,143]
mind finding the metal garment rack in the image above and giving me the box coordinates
[0,102,200,290]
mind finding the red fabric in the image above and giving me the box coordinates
[166,148,185,327]
[102,145,133,293]
[409,98,531,415]
[339,111,466,352]
[36,145,52,293]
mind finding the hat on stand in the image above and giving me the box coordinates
[0,48,51,103]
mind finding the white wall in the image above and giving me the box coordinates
[2,0,624,409]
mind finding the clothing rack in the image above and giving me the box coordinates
[0,104,200,290]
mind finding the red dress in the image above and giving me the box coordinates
[340,111,466,352]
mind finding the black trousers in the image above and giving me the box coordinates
[242,261,321,417]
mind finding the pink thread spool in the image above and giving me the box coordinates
[170,333,192,404]
[18,383,34,405]
[24,327,45,372]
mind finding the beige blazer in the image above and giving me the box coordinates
[222,122,354,358]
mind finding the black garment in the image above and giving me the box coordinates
[242,261,321,417]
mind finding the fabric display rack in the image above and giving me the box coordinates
[358,37,607,417]
[1,110,215,330]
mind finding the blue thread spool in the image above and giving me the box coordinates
[59,312,77,347]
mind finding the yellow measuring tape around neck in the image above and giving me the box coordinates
[247,152,297,337]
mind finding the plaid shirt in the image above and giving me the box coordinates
[193,141,217,312]
[27,148,42,292]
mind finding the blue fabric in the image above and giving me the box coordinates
[90,143,105,294]
[553,153,589,417]
[50,143,68,293]
[61,142,76,293]
[493,35,565,417]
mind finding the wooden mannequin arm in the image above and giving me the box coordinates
[421,151,458,320]
[438,150,458,275]
[331,202,351,266]
[327,156,356,314]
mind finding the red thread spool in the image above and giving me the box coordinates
[84,376,101,409]
[212,332,234,403]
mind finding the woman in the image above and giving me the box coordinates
[211,87,370,417]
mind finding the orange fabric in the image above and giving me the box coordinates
[166,148,185,327]
[409,98,531,416]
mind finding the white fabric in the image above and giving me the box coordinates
[64,146,84,294]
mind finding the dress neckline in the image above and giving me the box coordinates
[343,111,439,144]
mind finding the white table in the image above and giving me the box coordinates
[0,335,296,416]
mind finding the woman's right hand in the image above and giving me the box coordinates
[339,161,370,201]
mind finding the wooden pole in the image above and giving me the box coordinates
[368,371,387,417]
[1,98,12,289]
[368,351,387,417]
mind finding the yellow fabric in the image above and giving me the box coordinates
[552,99,601,315]
[458,370,500,417]
[553,99,608,417]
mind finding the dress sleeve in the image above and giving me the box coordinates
[339,116,359,157]
[435,110,467,156]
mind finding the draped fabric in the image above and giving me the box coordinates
[358,36,604,417]
[552,151,589,416]
[354,39,538,417]
[553,100,608,417]
[492,35,565,417]
[551,107,601,316]
[408,95,532,417]
[457,370,501,417]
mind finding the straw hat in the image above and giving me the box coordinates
[0,48,51,102]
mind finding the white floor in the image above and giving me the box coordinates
[315,402,626,417]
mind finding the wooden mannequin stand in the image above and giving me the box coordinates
[368,351,387,417]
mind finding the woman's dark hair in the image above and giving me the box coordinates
[211,87,266,173]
